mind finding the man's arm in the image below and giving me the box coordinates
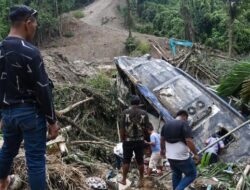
[185,138,198,155]
[183,123,200,163]
[145,135,156,146]
[160,126,166,156]
[160,136,166,156]
[29,54,58,140]
[29,54,56,124]
[144,112,150,126]
[219,140,225,149]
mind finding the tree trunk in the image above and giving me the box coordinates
[54,0,62,37]
[126,0,132,38]
[228,0,237,58]
[228,17,234,57]
[180,0,195,42]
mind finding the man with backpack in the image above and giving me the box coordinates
[160,110,199,190]
[119,95,150,188]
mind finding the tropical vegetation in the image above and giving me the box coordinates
[122,0,250,55]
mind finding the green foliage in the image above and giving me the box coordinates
[0,0,91,43]
[63,31,75,38]
[0,0,9,40]
[73,11,84,19]
[127,0,250,54]
[234,21,250,53]
[217,62,250,104]
[135,40,151,54]
[198,162,241,189]
[86,73,112,90]
[125,36,137,53]
[125,36,151,56]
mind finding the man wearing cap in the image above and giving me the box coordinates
[119,95,150,187]
[0,5,59,190]
[160,110,199,190]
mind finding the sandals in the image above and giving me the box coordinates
[8,175,22,190]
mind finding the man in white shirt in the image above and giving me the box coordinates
[160,110,199,190]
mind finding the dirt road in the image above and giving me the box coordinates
[83,0,125,30]
[43,0,162,66]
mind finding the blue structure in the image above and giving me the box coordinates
[169,38,193,56]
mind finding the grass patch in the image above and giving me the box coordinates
[125,36,151,56]
[63,31,75,38]
[86,73,112,90]
[136,41,151,54]
[73,11,85,19]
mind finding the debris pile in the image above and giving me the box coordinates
[10,74,118,189]
[150,39,238,85]
[13,153,90,190]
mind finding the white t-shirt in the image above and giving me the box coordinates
[165,141,190,160]
[205,137,224,155]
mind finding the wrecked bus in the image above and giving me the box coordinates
[115,55,250,162]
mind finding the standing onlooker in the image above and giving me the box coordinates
[160,110,199,190]
[119,95,150,187]
[144,123,163,176]
[0,5,59,190]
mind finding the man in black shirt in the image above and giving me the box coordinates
[119,95,150,188]
[0,5,59,190]
[160,110,199,190]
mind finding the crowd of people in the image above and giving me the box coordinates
[116,94,228,189]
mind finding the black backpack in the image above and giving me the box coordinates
[124,112,146,138]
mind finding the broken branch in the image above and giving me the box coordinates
[70,140,114,148]
[208,54,239,62]
[56,97,94,115]
[176,49,193,68]
[57,114,115,146]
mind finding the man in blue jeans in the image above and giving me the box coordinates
[160,110,199,190]
[0,5,59,190]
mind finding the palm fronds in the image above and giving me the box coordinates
[241,79,250,103]
[217,62,250,104]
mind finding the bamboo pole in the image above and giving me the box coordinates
[236,165,250,190]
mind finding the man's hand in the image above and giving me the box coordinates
[48,123,59,140]
[193,154,200,165]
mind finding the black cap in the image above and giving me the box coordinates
[9,5,38,22]
[130,95,140,105]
